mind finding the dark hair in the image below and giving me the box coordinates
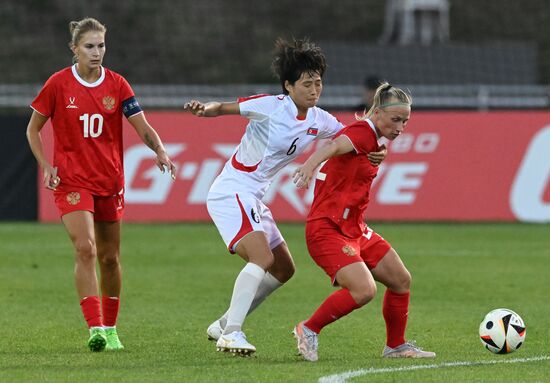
[271,38,327,95]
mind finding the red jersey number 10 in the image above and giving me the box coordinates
[80,113,104,138]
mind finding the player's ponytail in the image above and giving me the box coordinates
[357,82,412,120]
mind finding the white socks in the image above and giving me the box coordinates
[223,262,266,334]
[219,271,283,329]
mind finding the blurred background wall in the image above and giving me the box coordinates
[2,0,550,221]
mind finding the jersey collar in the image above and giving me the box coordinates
[366,118,381,140]
[366,118,389,146]
[71,64,105,88]
[286,95,309,121]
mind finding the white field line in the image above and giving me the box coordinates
[318,355,550,383]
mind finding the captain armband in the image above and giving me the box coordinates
[122,96,143,118]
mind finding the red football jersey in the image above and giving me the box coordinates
[307,119,384,238]
[31,65,141,196]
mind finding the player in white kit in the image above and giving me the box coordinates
[185,38,386,356]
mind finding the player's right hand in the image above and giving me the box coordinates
[184,100,206,117]
[43,166,60,190]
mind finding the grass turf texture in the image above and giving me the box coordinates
[1,222,549,382]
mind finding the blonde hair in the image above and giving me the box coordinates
[68,18,107,63]
[357,82,412,120]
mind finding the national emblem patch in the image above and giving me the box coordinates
[342,244,356,256]
[103,96,115,110]
[66,192,81,206]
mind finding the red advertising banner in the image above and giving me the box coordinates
[39,111,550,222]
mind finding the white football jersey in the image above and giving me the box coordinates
[209,94,344,199]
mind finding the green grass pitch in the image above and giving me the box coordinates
[1,222,549,382]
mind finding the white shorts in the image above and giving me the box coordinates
[206,192,285,254]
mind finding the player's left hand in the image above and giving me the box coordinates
[292,166,314,189]
[367,144,387,166]
[155,149,177,180]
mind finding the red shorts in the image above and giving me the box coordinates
[53,187,124,222]
[306,218,391,285]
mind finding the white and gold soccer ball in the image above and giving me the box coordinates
[479,308,526,354]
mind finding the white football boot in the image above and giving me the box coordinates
[206,319,223,341]
[216,330,256,356]
[293,321,318,362]
[382,341,436,358]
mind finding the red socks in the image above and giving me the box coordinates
[80,296,102,328]
[383,289,410,348]
[80,296,120,328]
[102,296,120,327]
[304,289,360,334]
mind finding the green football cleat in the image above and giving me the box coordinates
[105,327,124,351]
[87,327,107,352]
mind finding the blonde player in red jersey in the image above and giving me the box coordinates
[26,18,176,352]
[185,38,387,356]
[292,83,436,361]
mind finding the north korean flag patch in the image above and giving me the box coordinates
[307,128,319,136]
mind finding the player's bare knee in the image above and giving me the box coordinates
[391,270,412,292]
[400,270,412,291]
[98,251,120,269]
[248,251,274,270]
[350,283,377,306]
[273,257,295,283]
[74,239,96,263]
[283,259,296,282]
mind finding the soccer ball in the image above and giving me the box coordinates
[479,308,526,354]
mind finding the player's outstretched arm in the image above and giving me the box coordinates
[293,136,355,189]
[128,112,177,179]
[26,111,60,189]
[184,100,240,117]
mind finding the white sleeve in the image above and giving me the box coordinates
[238,95,277,122]
[317,109,344,139]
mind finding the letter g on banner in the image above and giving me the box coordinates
[510,125,550,223]
[125,143,185,204]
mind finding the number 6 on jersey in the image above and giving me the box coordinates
[80,113,104,138]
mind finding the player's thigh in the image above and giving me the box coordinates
[94,220,121,260]
[61,210,96,256]
[234,231,273,269]
[370,248,411,293]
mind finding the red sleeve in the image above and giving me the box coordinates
[31,75,57,117]
[340,122,378,154]
[119,75,135,103]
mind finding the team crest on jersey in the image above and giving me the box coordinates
[66,192,81,206]
[342,244,356,256]
[102,96,115,110]
[66,97,78,109]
